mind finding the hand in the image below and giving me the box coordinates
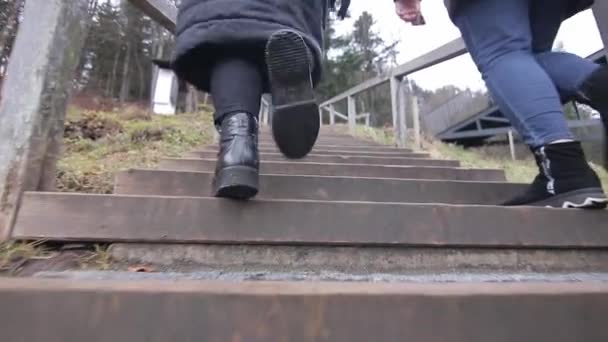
[395,0,423,24]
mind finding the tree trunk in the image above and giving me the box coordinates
[134,52,146,101]
[185,86,194,113]
[108,49,122,98]
[119,42,131,103]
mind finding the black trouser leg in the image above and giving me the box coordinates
[210,56,264,125]
[210,55,262,200]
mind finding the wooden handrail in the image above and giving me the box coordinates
[128,0,177,33]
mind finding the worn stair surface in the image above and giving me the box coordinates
[3,279,608,342]
[203,145,426,156]
[6,129,608,341]
[158,158,505,180]
[186,150,459,166]
[115,170,523,203]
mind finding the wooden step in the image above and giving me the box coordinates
[1,279,607,342]
[261,132,354,139]
[115,170,522,204]
[206,144,412,153]
[258,139,384,147]
[200,147,429,158]
[158,158,506,181]
[13,192,608,247]
[257,143,410,152]
[185,151,460,167]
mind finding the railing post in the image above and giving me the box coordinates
[508,130,517,161]
[258,99,265,125]
[390,77,405,147]
[594,2,608,56]
[319,107,324,126]
[262,94,273,126]
[397,82,409,148]
[412,95,421,150]
[0,0,90,241]
[347,96,356,134]
[390,77,399,133]
[329,105,336,125]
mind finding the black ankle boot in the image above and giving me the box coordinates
[266,29,319,159]
[213,112,259,200]
[579,65,608,169]
[503,141,607,209]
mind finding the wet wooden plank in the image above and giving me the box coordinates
[186,151,460,166]
[1,279,608,342]
[258,137,383,146]
[13,192,608,247]
[159,158,506,181]
[115,170,521,204]
[256,143,411,152]
[200,147,429,158]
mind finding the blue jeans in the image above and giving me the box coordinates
[452,0,600,148]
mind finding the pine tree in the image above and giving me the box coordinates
[316,11,399,121]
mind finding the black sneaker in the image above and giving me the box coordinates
[503,141,607,209]
[213,112,259,200]
[266,30,320,159]
[579,65,608,169]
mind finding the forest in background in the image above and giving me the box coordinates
[1,0,512,127]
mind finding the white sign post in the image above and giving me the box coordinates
[151,60,178,115]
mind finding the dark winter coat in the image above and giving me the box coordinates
[171,0,329,92]
[444,0,594,19]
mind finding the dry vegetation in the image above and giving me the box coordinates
[58,105,214,193]
[351,125,608,190]
[1,104,215,275]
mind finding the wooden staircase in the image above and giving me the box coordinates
[4,128,608,341]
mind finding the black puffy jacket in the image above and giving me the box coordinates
[171,0,328,92]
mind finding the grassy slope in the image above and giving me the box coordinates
[58,106,214,193]
[1,106,215,273]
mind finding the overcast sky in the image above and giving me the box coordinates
[334,2,604,91]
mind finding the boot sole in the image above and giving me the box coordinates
[266,30,319,159]
[531,188,608,209]
[213,166,259,200]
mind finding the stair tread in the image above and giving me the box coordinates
[1,278,607,342]
[115,169,522,204]
[14,192,608,247]
[169,157,473,168]
[186,151,459,166]
[159,158,506,181]
[199,147,428,157]
[257,143,406,150]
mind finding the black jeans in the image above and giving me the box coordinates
[210,56,264,125]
